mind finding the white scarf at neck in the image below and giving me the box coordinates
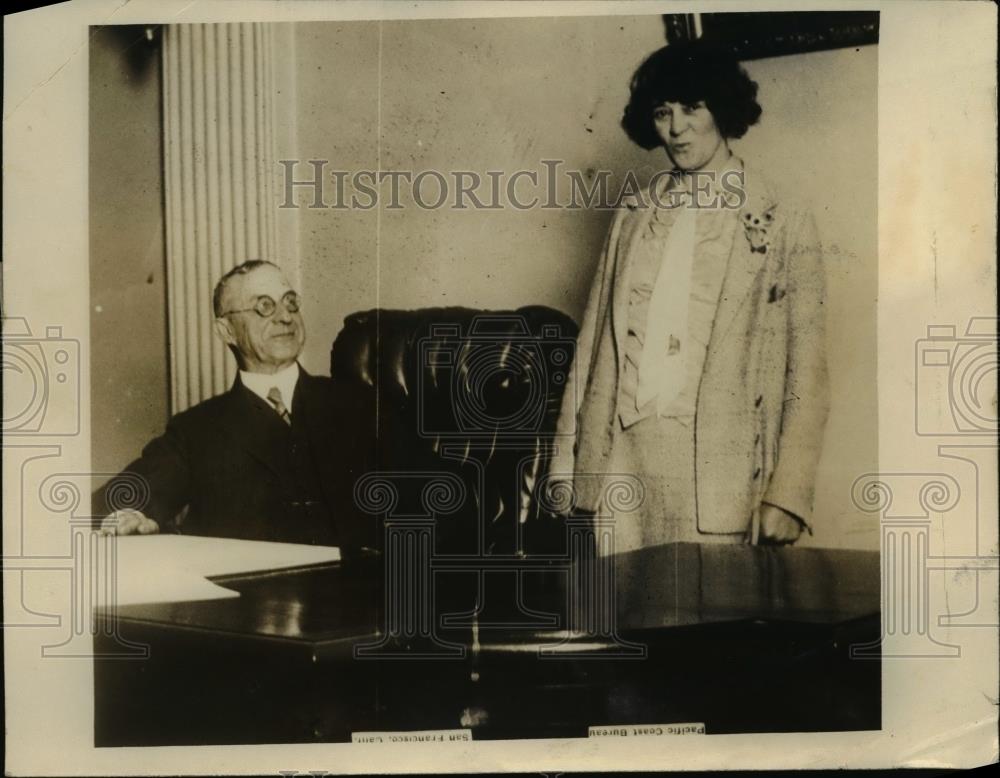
[635,187,698,413]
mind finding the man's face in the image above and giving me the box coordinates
[214,265,306,374]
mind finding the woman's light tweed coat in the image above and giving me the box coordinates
[550,164,830,537]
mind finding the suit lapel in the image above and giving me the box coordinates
[707,219,766,351]
[612,199,658,365]
[295,370,357,530]
[220,375,290,478]
[294,369,333,448]
[706,165,778,360]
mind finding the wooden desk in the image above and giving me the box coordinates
[93,543,880,745]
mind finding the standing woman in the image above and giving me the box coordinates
[550,39,829,551]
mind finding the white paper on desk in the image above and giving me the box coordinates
[99,535,341,607]
[106,564,243,607]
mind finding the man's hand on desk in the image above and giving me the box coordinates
[758,503,803,545]
[100,509,160,536]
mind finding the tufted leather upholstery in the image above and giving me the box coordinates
[330,305,578,557]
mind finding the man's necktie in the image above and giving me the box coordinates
[266,386,292,426]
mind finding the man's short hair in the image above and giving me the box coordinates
[212,259,281,317]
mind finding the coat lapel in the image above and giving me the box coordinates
[611,197,659,366]
[297,371,370,545]
[294,369,335,458]
[706,165,778,360]
[220,375,291,478]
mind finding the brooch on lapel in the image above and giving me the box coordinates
[741,205,777,254]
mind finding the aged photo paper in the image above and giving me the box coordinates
[3,0,997,773]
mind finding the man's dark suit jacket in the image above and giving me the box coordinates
[98,368,378,554]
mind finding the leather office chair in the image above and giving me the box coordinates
[330,305,578,558]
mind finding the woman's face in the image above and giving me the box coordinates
[653,100,726,171]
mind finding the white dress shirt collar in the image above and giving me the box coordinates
[240,362,300,411]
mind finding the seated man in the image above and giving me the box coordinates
[98,259,375,552]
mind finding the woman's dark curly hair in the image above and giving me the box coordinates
[622,39,762,149]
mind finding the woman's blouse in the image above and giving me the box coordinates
[618,198,738,429]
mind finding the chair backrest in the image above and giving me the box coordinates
[330,305,578,556]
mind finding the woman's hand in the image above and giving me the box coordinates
[542,475,576,517]
[100,509,160,536]
[758,503,803,545]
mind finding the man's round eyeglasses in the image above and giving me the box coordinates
[223,291,301,318]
